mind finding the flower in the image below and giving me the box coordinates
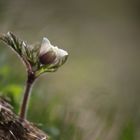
[39,37,68,67]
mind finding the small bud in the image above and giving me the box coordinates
[39,51,56,65]
[39,37,68,67]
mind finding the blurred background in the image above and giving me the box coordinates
[0,0,140,139]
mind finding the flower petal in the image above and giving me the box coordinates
[40,37,53,56]
[57,48,68,58]
[51,47,68,66]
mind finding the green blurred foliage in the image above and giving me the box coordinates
[0,84,22,113]
[120,121,135,140]
[28,93,83,140]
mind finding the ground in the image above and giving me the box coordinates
[0,98,48,140]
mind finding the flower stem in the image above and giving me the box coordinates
[19,72,36,120]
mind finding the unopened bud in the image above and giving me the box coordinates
[39,37,68,67]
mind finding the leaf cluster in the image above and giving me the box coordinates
[0,32,60,77]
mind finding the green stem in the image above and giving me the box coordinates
[19,72,36,120]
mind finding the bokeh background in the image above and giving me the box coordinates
[0,0,140,140]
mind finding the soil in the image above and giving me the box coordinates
[0,98,48,140]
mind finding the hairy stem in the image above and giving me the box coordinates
[19,72,36,120]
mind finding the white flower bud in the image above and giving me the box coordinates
[39,37,68,66]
